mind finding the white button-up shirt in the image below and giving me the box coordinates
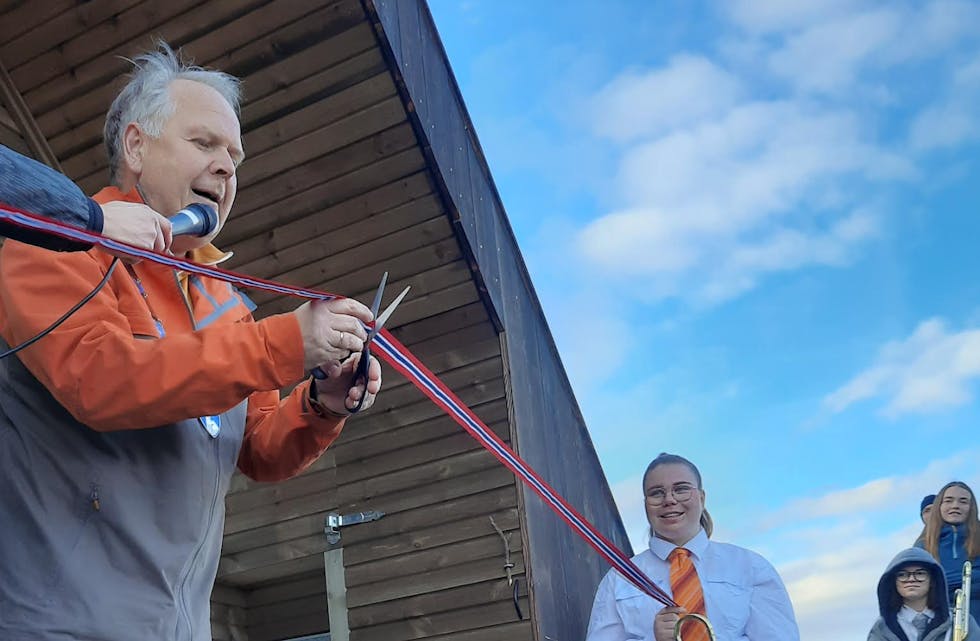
[586,529,799,641]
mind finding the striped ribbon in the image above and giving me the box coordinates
[0,201,676,607]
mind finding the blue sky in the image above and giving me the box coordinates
[427,1,980,639]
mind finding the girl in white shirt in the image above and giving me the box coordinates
[586,453,799,641]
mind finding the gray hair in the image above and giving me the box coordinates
[103,41,242,183]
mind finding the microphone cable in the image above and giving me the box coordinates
[0,257,120,360]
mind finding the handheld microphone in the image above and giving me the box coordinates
[168,203,218,237]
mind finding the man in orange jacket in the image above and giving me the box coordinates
[0,43,382,641]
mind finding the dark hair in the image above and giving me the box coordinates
[643,452,714,538]
[924,481,980,558]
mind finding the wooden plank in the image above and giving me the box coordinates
[236,105,412,214]
[46,24,382,161]
[222,147,425,244]
[15,0,205,97]
[254,250,476,320]
[406,620,533,641]
[36,0,363,141]
[243,41,385,133]
[247,592,328,627]
[345,528,523,588]
[248,230,462,309]
[247,571,326,607]
[227,392,506,515]
[344,506,520,566]
[21,0,355,116]
[219,504,518,586]
[346,552,525,607]
[241,71,396,160]
[348,577,525,628]
[66,46,398,185]
[388,301,489,346]
[212,583,248,607]
[349,597,530,641]
[0,0,75,47]
[248,612,328,641]
[227,412,507,525]
[1,0,144,70]
[247,214,452,302]
[225,175,433,269]
[222,466,514,557]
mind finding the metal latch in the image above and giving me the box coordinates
[324,510,384,545]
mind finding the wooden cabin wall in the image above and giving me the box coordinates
[367,1,636,639]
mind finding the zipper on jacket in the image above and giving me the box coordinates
[176,439,222,640]
[170,269,222,641]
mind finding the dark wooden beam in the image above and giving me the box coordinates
[0,54,60,170]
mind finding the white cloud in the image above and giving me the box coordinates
[768,8,902,93]
[758,454,973,528]
[736,1,980,96]
[908,49,980,151]
[824,318,980,417]
[578,95,909,303]
[590,55,742,143]
[726,0,869,34]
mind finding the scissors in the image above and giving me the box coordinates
[311,272,410,413]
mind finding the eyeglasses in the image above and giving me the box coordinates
[645,484,698,507]
[896,569,929,582]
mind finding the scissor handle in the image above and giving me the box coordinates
[346,345,372,413]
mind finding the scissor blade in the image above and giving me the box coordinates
[370,285,410,336]
[369,272,388,317]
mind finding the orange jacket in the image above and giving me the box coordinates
[0,186,344,481]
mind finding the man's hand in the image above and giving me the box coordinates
[295,297,382,415]
[100,201,173,252]
[654,606,687,641]
[314,351,382,414]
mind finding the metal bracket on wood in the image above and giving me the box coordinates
[324,510,384,545]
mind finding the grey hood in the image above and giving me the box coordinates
[877,547,950,620]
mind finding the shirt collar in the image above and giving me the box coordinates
[649,528,709,561]
[898,604,934,622]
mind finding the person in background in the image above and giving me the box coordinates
[915,494,937,546]
[0,144,171,252]
[919,481,980,617]
[585,452,799,641]
[867,547,978,641]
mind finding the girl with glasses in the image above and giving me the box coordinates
[585,453,799,641]
[868,547,978,641]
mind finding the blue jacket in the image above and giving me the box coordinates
[937,524,980,611]
[0,144,102,251]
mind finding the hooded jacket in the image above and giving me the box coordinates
[868,547,979,641]
[0,184,347,641]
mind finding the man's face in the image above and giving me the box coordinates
[921,504,933,524]
[895,565,931,603]
[125,79,244,254]
[940,486,972,525]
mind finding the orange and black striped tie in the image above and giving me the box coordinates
[668,547,709,641]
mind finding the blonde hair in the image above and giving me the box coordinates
[924,481,980,558]
[643,452,714,538]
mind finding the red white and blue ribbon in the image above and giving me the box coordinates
[0,201,676,607]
